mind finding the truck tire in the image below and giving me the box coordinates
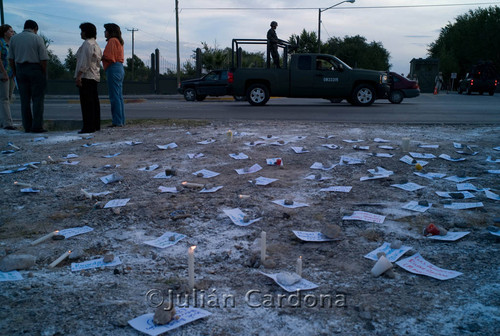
[247,84,270,106]
[388,90,404,104]
[351,84,376,106]
[184,88,196,101]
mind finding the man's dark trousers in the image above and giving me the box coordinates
[16,63,46,132]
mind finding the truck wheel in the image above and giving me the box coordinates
[184,88,196,101]
[247,84,270,106]
[388,90,404,104]
[351,84,376,106]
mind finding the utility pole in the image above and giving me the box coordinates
[1,0,4,25]
[127,28,139,80]
[175,0,181,89]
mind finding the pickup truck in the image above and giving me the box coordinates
[458,72,498,95]
[229,39,389,106]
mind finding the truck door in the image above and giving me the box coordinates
[312,56,350,97]
[198,70,228,96]
[290,55,314,97]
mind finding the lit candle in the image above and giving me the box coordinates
[31,230,59,246]
[296,256,303,277]
[181,181,205,189]
[14,181,32,187]
[188,246,196,289]
[227,130,233,142]
[49,250,71,268]
[48,156,55,162]
[238,194,250,199]
[260,231,266,263]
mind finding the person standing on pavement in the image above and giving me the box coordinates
[267,21,280,68]
[102,23,125,127]
[434,72,444,93]
[8,19,49,133]
[75,22,102,134]
[0,24,16,130]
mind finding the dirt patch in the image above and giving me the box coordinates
[0,121,499,335]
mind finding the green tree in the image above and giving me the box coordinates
[124,54,151,81]
[41,34,69,79]
[323,35,390,70]
[428,6,500,79]
[288,29,320,53]
[64,48,77,74]
[196,42,264,71]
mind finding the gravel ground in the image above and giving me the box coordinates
[0,120,499,336]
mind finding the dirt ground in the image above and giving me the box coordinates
[0,120,499,336]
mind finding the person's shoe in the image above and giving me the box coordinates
[3,126,17,130]
[31,128,48,133]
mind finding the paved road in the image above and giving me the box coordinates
[10,92,500,125]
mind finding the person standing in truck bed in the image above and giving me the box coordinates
[267,21,280,68]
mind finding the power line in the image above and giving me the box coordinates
[181,2,500,10]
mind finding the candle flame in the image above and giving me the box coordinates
[68,250,72,253]
[55,230,59,234]
[190,246,197,251]
[299,256,302,259]
[181,181,187,185]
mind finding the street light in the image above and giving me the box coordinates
[318,0,355,53]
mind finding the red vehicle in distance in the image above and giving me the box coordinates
[388,72,420,104]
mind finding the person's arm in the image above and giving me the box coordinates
[9,59,15,78]
[0,59,7,82]
[40,60,47,75]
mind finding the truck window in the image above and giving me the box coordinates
[298,56,312,70]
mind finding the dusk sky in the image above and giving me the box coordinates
[4,0,499,74]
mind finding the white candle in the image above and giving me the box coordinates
[49,250,71,268]
[48,155,55,162]
[14,181,32,187]
[227,130,233,142]
[81,189,92,199]
[181,181,205,189]
[188,246,196,289]
[260,231,266,263]
[238,194,250,199]
[31,230,59,246]
[296,256,303,277]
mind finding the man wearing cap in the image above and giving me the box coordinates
[9,19,49,133]
[267,21,280,68]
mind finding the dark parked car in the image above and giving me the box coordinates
[388,72,420,104]
[458,72,498,95]
[178,70,244,101]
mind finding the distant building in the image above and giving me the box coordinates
[410,58,439,93]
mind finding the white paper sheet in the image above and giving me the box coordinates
[153,172,173,179]
[197,138,216,145]
[63,153,79,159]
[61,161,80,165]
[200,186,223,193]
[100,173,123,184]
[321,144,340,150]
[414,172,446,180]
[144,232,186,248]
[399,155,428,166]
[377,145,394,150]
[484,190,500,200]
[443,202,484,210]
[158,186,178,193]
[402,201,432,212]
[192,169,220,178]
[229,153,249,160]
[138,164,160,171]
[102,153,120,158]
[71,256,122,271]
[364,242,412,262]
[292,230,336,242]
[409,152,436,159]
[486,156,500,163]
[272,199,309,208]
[444,176,477,183]
[58,225,94,239]
[156,143,178,150]
[396,253,462,280]
[0,270,23,281]
[223,208,262,226]
[343,139,364,143]
[418,144,439,149]
[342,211,385,224]
[319,186,352,192]
[20,188,40,193]
[373,138,390,143]
[456,183,483,192]
[310,162,336,170]
[104,198,130,208]
[259,271,319,292]
[339,156,365,165]
[435,191,475,199]
[439,154,465,162]
[124,141,142,146]
[187,153,204,159]
[266,158,283,166]
[235,164,262,175]
[427,232,470,241]
[291,146,309,153]
[391,182,425,192]
[128,308,211,336]
[253,176,278,185]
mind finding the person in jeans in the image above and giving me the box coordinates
[8,19,49,133]
[75,22,102,133]
[102,23,124,127]
[0,24,16,130]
